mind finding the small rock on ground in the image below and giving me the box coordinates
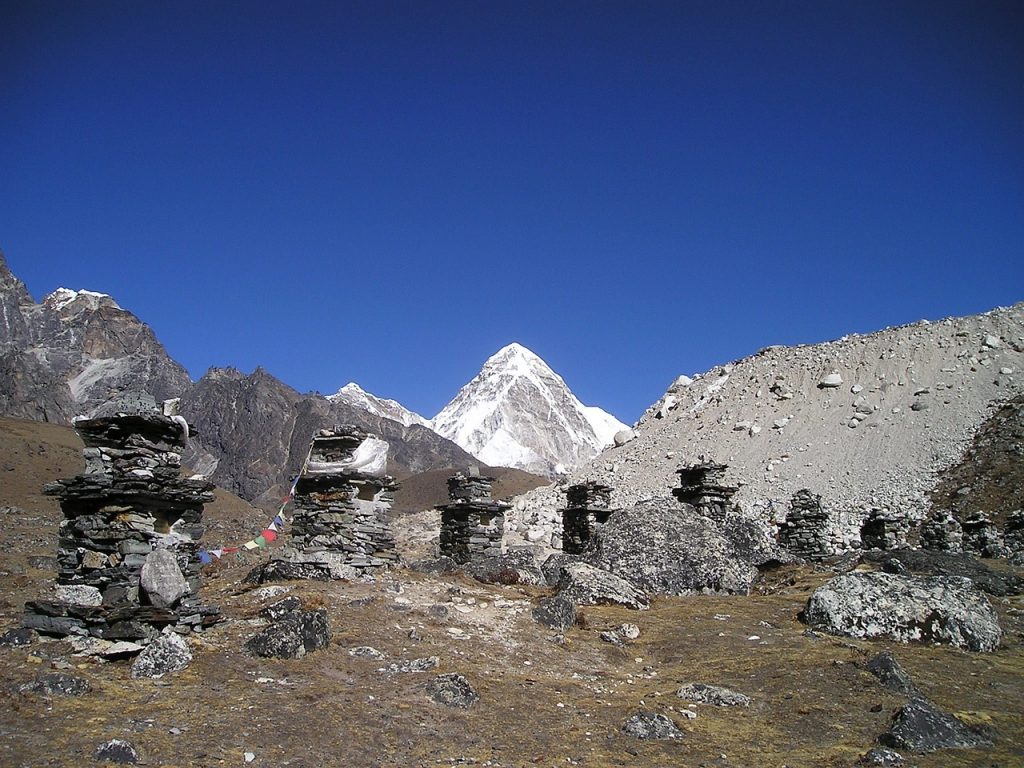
[676,682,751,707]
[94,739,140,764]
[425,673,479,708]
[859,747,904,765]
[865,651,921,697]
[0,627,35,647]
[20,672,91,697]
[622,711,684,740]
[131,632,192,679]
[532,594,577,631]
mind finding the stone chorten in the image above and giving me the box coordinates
[778,489,831,561]
[919,510,964,553]
[268,426,399,579]
[561,481,617,554]
[438,471,508,564]
[859,506,910,551]
[1004,510,1024,558]
[24,396,220,639]
[961,511,1006,559]
[672,461,738,521]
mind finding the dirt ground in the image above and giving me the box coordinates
[1,417,1022,768]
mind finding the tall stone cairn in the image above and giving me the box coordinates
[561,481,617,554]
[961,511,1006,558]
[778,489,832,561]
[288,427,398,569]
[919,510,964,553]
[1004,510,1024,558]
[859,506,910,551]
[672,461,738,522]
[438,473,508,564]
[24,403,219,640]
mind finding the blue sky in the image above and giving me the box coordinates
[2,1,1021,423]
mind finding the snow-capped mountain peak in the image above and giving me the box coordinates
[431,343,627,476]
[328,381,429,428]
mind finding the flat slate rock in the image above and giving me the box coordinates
[879,697,993,753]
[425,673,478,708]
[622,711,684,740]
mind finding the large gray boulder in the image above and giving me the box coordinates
[803,572,1002,652]
[139,549,189,609]
[557,562,649,610]
[583,501,789,596]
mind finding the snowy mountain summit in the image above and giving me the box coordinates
[430,343,627,476]
[328,382,429,428]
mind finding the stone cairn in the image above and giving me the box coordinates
[672,461,738,521]
[282,427,398,574]
[438,472,508,564]
[561,481,617,555]
[1004,510,1024,558]
[919,510,964,553]
[859,506,910,551]
[778,489,832,561]
[24,400,220,640]
[961,511,1006,558]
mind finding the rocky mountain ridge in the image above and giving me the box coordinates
[179,366,481,504]
[328,382,430,428]
[510,303,1024,546]
[431,343,627,476]
[0,254,192,423]
[0,253,493,502]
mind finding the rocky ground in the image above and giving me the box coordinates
[2,418,1024,767]
[510,304,1024,547]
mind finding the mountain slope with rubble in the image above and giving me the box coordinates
[432,343,628,476]
[510,303,1024,543]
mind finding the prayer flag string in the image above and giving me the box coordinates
[197,448,311,564]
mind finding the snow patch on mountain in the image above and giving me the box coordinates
[44,288,120,313]
[328,382,429,428]
[431,342,628,476]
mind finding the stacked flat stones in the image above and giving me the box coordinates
[1004,511,1024,558]
[961,511,1006,558]
[778,489,832,561]
[859,506,910,551]
[919,510,964,553]
[672,462,738,522]
[438,474,508,564]
[24,405,219,639]
[288,427,398,570]
[561,481,617,555]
